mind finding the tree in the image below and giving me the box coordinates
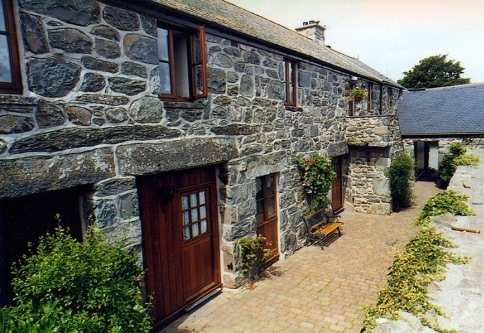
[398,54,470,89]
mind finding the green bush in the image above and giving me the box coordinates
[389,152,415,211]
[439,142,480,187]
[238,235,273,282]
[296,154,336,212]
[2,226,152,333]
[417,190,475,226]
[364,190,473,332]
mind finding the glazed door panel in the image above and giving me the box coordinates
[138,167,220,325]
[255,174,279,264]
[332,156,344,213]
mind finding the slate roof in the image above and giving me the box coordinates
[398,84,484,137]
[147,0,402,88]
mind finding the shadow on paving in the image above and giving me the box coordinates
[160,181,441,333]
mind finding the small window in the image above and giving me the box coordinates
[157,25,207,100]
[0,0,22,94]
[388,87,393,107]
[367,82,373,111]
[348,82,356,116]
[284,59,297,106]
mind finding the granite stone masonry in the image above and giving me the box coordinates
[1,0,403,306]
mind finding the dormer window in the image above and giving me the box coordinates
[157,25,207,100]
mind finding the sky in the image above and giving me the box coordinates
[226,0,484,83]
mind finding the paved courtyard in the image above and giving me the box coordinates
[161,182,441,333]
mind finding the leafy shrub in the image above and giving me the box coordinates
[238,235,273,282]
[439,142,480,187]
[296,154,336,212]
[389,152,415,211]
[4,226,152,333]
[417,190,475,226]
[364,190,473,332]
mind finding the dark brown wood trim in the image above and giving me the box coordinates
[0,0,22,94]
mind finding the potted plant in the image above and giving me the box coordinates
[348,87,367,101]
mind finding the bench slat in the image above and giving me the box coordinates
[313,222,343,236]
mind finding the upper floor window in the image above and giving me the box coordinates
[388,87,393,107]
[0,0,22,94]
[367,82,373,111]
[284,59,297,106]
[157,25,207,100]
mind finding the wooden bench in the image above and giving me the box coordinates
[303,208,343,249]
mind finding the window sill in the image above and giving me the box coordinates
[285,105,303,112]
[162,100,206,110]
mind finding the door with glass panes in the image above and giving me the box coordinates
[255,174,279,264]
[137,167,221,325]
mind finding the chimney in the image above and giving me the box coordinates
[295,20,326,46]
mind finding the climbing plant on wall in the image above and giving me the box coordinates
[296,154,336,212]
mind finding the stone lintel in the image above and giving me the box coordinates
[116,138,239,176]
[0,148,115,199]
[327,141,349,157]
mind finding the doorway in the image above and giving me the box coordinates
[332,156,344,213]
[255,174,279,265]
[137,166,221,325]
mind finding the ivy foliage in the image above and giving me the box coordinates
[438,142,480,187]
[296,154,336,212]
[397,54,470,89]
[417,190,475,227]
[388,152,415,211]
[1,226,152,333]
[363,191,473,333]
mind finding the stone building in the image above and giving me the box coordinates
[0,0,403,325]
[398,83,484,175]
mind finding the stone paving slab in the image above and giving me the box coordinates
[160,182,441,333]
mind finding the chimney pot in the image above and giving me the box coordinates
[309,20,315,24]
[303,21,308,26]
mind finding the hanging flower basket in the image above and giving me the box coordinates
[348,87,368,101]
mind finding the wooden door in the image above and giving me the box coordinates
[332,156,344,213]
[255,174,279,265]
[137,167,221,325]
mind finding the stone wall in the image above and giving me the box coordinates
[347,147,392,214]
[0,0,402,286]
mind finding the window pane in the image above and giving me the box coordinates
[0,0,6,31]
[191,32,201,63]
[288,63,293,84]
[190,194,198,207]
[191,208,198,221]
[184,226,191,240]
[182,196,189,210]
[159,62,171,94]
[200,205,206,219]
[199,191,205,205]
[193,64,204,96]
[192,223,200,237]
[288,85,294,103]
[0,35,12,83]
[182,211,190,225]
[201,220,207,233]
[157,28,169,61]
[266,175,275,196]
[256,199,265,223]
[255,178,263,200]
[267,197,275,216]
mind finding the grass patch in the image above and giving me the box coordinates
[363,191,473,332]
